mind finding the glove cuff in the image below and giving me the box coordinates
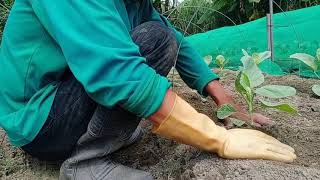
[152,95,228,153]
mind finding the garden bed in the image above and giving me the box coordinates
[1,70,320,179]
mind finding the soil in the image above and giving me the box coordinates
[1,70,320,180]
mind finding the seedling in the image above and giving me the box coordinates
[241,49,271,65]
[203,55,213,66]
[290,48,320,96]
[203,55,228,76]
[217,56,297,126]
[215,55,228,76]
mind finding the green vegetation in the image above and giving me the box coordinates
[1,1,319,38]
[203,55,213,65]
[217,52,297,126]
[217,103,237,119]
[155,0,320,34]
[217,104,246,127]
[203,54,228,76]
[241,49,271,65]
[215,55,228,74]
[290,48,320,96]
[290,48,320,78]
[0,0,13,39]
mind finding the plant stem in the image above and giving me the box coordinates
[249,110,254,126]
[220,67,224,77]
[248,100,254,126]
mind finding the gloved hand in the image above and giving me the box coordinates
[217,129,296,162]
[150,91,296,163]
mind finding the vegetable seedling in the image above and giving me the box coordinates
[203,55,228,76]
[215,55,228,76]
[241,49,271,65]
[290,48,320,97]
[203,55,213,66]
[217,56,297,126]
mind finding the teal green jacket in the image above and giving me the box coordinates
[0,0,218,147]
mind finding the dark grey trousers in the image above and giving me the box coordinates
[22,21,178,179]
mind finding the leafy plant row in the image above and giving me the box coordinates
[205,48,320,127]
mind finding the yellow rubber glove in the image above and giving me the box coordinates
[152,94,296,163]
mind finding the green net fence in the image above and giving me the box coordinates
[186,5,320,77]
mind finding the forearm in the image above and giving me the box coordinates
[150,80,235,126]
[205,80,234,107]
[149,89,176,126]
[150,81,234,125]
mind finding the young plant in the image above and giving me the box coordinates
[215,55,228,76]
[203,55,213,66]
[241,49,271,65]
[203,55,228,76]
[217,57,297,126]
[290,48,320,97]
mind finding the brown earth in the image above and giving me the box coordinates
[1,70,320,180]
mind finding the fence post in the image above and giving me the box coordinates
[267,0,275,61]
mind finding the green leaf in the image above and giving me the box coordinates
[212,0,228,11]
[255,85,296,98]
[230,118,246,127]
[256,51,271,64]
[312,84,320,96]
[241,50,271,65]
[241,57,265,87]
[290,53,317,71]
[216,55,226,68]
[252,53,260,64]
[235,72,251,95]
[217,104,237,119]
[259,99,298,114]
[317,48,320,61]
[203,55,212,65]
[240,55,251,66]
[235,72,254,112]
[197,12,212,24]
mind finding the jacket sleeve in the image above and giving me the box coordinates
[143,2,219,96]
[29,0,171,118]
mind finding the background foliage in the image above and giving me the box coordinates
[154,0,320,35]
[0,0,319,39]
[0,0,13,38]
